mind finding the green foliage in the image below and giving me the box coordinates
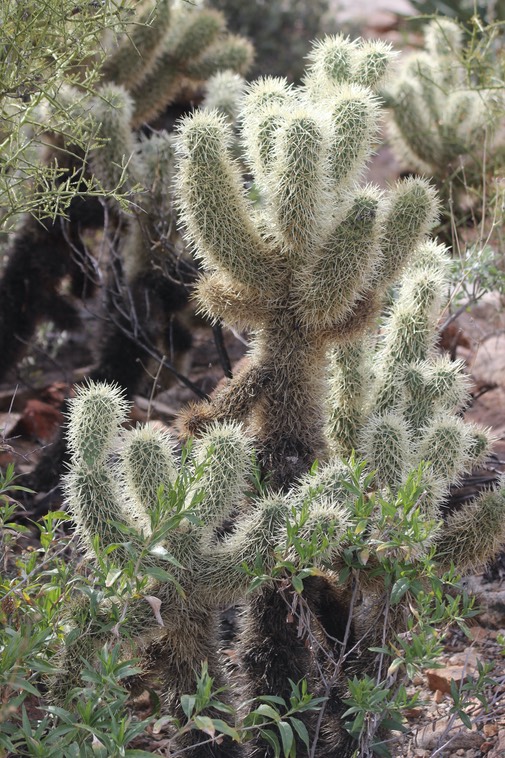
[0,458,330,756]
[327,237,505,574]
[0,0,135,232]
[1,424,503,756]
[447,241,505,318]
[3,14,505,758]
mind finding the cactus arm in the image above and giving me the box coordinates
[326,343,369,456]
[358,412,413,489]
[169,8,226,63]
[179,362,272,438]
[195,272,269,330]
[296,188,383,327]
[130,57,182,127]
[303,35,357,93]
[65,383,146,558]
[202,71,247,123]
[176,111,278,292]
[119,424,179,527]
[375,177,439,288]
[188,421,254,532]
[434,483,505,574]
[325,87,382,190]
[388,80,444,170]
[353,39,395,90]
[100,0,172,90]
[88,84,144,205]
[64,463,135,559]
[268,111,330,264]
[66,382,130,469]
[184,35,254,81]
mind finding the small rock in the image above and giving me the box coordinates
[426,664,476,695]
[434,689,445,704]
[448,648,479,669]
[468,625,489,643]
[416,717,482,751]
[487,728,505,758]
[404,708,424,719]
[483,724,498,738]
[0,411,23,439]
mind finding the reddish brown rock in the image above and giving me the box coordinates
[426,664,477,695]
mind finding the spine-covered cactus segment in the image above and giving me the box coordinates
[202,71,247,123]
[385,18,504,181]
[176,35,438,489]
[126,7,253,128]
[100,0,172,90]
[327,237,497,517]
[434,481,505,573]
[57,381,355,756]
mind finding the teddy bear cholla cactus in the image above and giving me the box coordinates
[327,238,505,573]
[175,34,438,489]
[313,240,505,757]
[100,0,253,128]
[174,33,505,756]
[174,33,441,756]
[57,380,353,757]
[385,18,504,185]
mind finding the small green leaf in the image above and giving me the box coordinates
[43,511,70,522]
[260,729,281,757]
[289,717,309,749]
[390,577,410,605]
[291,574,304,594]
[255,704,281,722]
[370,740,392,757]
[12,678,41,697]
[193,716,216,737]
[449,678,459,702]
[152,715,175,734]
[211,719,241,742]
[277,721,293,757]
[259,695,286,706]
[380,718,407,733]
[105,568,122,587]
[181,694,196,719]
[148,545,185,569]
[458,710,473,730]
